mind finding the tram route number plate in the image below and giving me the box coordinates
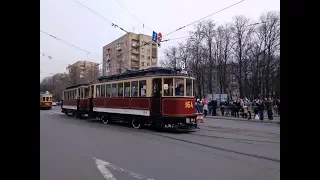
[185,101,194,108]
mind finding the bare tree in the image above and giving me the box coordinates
[160,11,280,100]
[231,15,255,98]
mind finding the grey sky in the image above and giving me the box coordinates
[40,0,279,81]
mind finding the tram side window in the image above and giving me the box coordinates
[101,84,105,97]
[163,78,173,96]
[96,85,101,98]
[43,97,45,101]
[118,83,123,97]
[71,91,73,99]
[124,82,130,97]
[106,84,111,97]
[81,89,85,99]
[139,80,146,97]
[111,84,117,97]
[50,97,52,101]
[131,81,138,97]
[186,79,192,96]
[85,88,89,98]
[193,80,195,97]
[46,97,49,101]
[175,78,184,96]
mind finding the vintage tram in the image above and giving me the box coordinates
[61,67,201,130]
[40,92,53,110]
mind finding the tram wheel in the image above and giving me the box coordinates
[131,118,142,129]
[101,115,111,124]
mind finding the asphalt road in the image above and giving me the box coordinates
[41,107,280,180]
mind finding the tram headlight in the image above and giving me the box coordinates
[186,118,190,123]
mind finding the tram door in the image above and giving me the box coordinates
[77,88,80,111]
[88,85,94,112]
[152,78,162,115]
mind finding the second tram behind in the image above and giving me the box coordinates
[61,67,201,130]
[40,93,52,110]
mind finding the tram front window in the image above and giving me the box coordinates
[175,78,184,96]
[186,79,192,96]
[163,78,173,96]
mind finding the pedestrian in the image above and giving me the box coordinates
[258,100,265,121]
[267,98,273,120]
[212,99,217,116]
[235,100,240,118]
[203,101,208,117]
[220,101,225,116]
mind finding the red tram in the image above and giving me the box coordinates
[61,67,201,130]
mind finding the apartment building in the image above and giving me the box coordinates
[67,61,100,85]
[102,32,158,76]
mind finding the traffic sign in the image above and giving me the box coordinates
[152,31,158,42]
[157,32,162,42]
[180,61,185,70]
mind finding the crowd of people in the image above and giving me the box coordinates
[195,97,280,121]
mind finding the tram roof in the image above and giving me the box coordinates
[98,67,192,82]
[65,83,89,90]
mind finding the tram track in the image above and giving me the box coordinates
[189,132,280,144]
[199,124,280,136]
[145,131,280,163]
[57,113,280,163]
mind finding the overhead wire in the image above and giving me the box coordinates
[73,0,128,33]
[40,29,91,55]
[162,0,246,37]
[161,21,268,42]
[113,0,153,31]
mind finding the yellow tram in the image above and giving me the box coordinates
[40,92,52,110]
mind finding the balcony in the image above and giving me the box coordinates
[131,55,139,62]
[131,63,139,68]
[132,43,139,48]
[132,49,139,54]
[116,43,121,51]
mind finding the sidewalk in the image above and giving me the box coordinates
[204,115,280,124]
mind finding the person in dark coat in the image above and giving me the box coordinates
[212,99,217,116]
[220,101,226,116]
[258,100,265,121]
[267,98,273,120]
[234,100,240,118]
[276,98,280,115]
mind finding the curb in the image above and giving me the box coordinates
[204,116,280,124]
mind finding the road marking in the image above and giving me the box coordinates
[93,157,117,180]
[46,111,63,115]
[93,157,155,180]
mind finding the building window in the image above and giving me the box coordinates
[147,63,150,66]
[141,62,144,66]
[131,81,138,97]
[118,82,123,97]
[147,56,150,60]
[139,80,147,97]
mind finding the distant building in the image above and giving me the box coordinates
[102,32,158,76]
[67,61,99,85]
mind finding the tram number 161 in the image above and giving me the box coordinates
[185,101,194,109]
